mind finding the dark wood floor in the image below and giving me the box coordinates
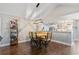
[0,41,79,55]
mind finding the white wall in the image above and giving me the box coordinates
[0,17,1,45]
[0,13,32,47]
[0,17,1,35]
[0,13,11,46]
[0,3,27,17]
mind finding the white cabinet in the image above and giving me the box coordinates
[53,32,71,44]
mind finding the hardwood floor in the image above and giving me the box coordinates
[0,41,79,55]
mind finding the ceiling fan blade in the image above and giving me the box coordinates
[36,3,40,8]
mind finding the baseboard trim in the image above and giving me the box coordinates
[0,40,30,47]
[18,39,30,43]
[0,40,71,47]
[51,40,71,46]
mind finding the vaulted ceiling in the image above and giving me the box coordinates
[0,3,79,20]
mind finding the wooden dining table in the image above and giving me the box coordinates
[36,32,48,39]
[29,31,52,48]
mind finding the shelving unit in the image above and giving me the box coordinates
[10,19,18,46]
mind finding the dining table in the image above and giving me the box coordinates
[29,31,52,48]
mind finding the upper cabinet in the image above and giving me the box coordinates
[49,20,73,32]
